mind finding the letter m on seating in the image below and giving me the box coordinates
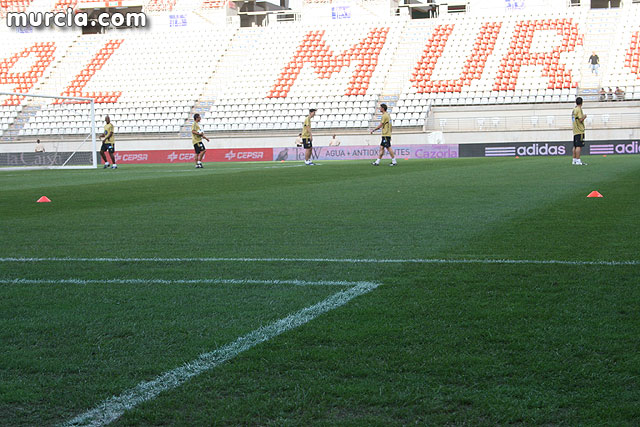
[268,27,389,98]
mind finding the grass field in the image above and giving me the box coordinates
[1,155,639,425]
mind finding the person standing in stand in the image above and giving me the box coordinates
[589,52,600,75]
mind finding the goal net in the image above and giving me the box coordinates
[0,92,97,169]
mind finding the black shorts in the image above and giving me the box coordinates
[302,138,312,149]
[194,142,206,154]
[380,136,391,148]
[100,143,114,153]
[573,134,585,148]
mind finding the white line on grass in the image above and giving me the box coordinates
[263,164,308,168]
[63,280,379,427]
[156,164,307,173]
[0,278,366,287]
[2,257,638,266]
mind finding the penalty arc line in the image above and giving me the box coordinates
[62,281,379,427]
[1,257,639,266]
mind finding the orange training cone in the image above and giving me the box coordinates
[587,191,603,198]
[37,196,51,203]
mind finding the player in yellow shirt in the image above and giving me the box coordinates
[192,113,209,168]
[100,115,117,169]
[301,109,316,165]
[571,97,587,166]
[370,104,397,166]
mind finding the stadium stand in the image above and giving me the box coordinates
[145,0,177,12]
[601,7,640,99]
[9,28,235,137]
[0,0,32,16]
[2,3,640,139]
[0,31,79,137]
[51,0,76,12]
[205,21,401,131]
[200,0,224,9]
[51,0,118,13]
[394,11,584,125]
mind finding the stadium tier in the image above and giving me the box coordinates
[2,5,640,138]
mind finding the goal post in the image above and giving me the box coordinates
[0,92,98,170]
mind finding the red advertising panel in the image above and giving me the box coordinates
[207,148,273,162]
[112,148,273,164]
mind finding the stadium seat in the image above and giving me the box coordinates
[1,7,638,135]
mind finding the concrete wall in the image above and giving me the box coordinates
[427,100,640,143]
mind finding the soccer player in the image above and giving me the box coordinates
[572,97,587,166]
[100,115,117,169]
[192,114,209,168]
[301,109,316,165]
[370,103,397,166]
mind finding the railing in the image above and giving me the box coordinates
[426,112,640,132]
[421,99,433,132]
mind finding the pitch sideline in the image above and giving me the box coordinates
[1,256,638,266]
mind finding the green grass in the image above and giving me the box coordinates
[1,156,639,425]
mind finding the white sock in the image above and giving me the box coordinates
[374,159,380,164]
[392,158,397,164]
[105,162,109,166]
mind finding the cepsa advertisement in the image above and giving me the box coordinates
[111,148,274,164]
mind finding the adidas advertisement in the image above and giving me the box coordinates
[460,141,640,158]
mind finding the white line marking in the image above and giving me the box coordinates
[1,257,638,266]
[263,164,307,169]
[0,278,363,287]
[63,281,379,426]
[147,164,306,173]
